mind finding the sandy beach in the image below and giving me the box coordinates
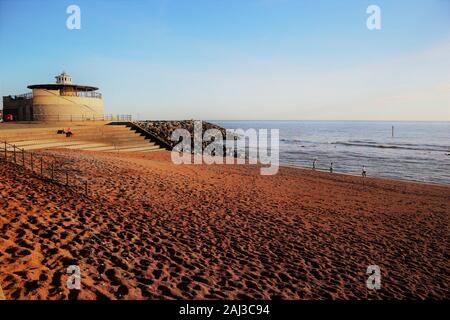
[0,149,449,300]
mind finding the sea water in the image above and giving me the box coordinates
[213,120,450,185]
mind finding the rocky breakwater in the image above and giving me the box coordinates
[133,120,235,155]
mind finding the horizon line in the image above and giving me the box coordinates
[137,119,450,123]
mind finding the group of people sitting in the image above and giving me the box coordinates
[312,158,367,177]
[57,128,74,138]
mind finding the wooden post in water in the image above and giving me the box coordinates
[392,125,394,138]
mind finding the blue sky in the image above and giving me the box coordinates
[1,0,449,120]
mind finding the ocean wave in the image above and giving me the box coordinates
[347,140,449,148]
[332,141,450,152]
[280,138,315,144]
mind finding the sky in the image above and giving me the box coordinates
[0,0,449,120]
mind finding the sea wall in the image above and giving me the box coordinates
[133,120,232,152]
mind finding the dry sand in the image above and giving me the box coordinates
[0,149,449,299]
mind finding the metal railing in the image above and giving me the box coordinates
[5,92,33,100]
[123,121,173,150]
[0,141,90,196]
[31,114,132,122]
[60,91,102,99]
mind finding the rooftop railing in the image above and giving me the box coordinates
[60,91,102,99]
[5,92,33,100]
[32,114,132,122]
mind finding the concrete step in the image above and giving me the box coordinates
[65,143,111,150]
[9,139,60,147]
[140,148,165,153]
[8,139,92,148]
[0,127,132,140]
[69,137,150,144]
[0,125,129,134]
[1,124,162,153]
[6,133,149,144]
[6,137,147,147]
[84,145,119,151]
[22,142,83,150]
[112,140,154,146]
[71,134,146,140]
[3,129,132,139]
[109,145,162,152]
[5,140,160,152]
[5,141,83,150]
[117,143,159,150]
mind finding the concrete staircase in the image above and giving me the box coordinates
[0,124,163,152]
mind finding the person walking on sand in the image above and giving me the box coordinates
[362,165,367,177]
[312,158,317,170]
[329,162,333,173]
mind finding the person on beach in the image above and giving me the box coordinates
[312,158,317,170]
[66,128,73,138]
[329,162,333,173]
[362,165,367,177]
